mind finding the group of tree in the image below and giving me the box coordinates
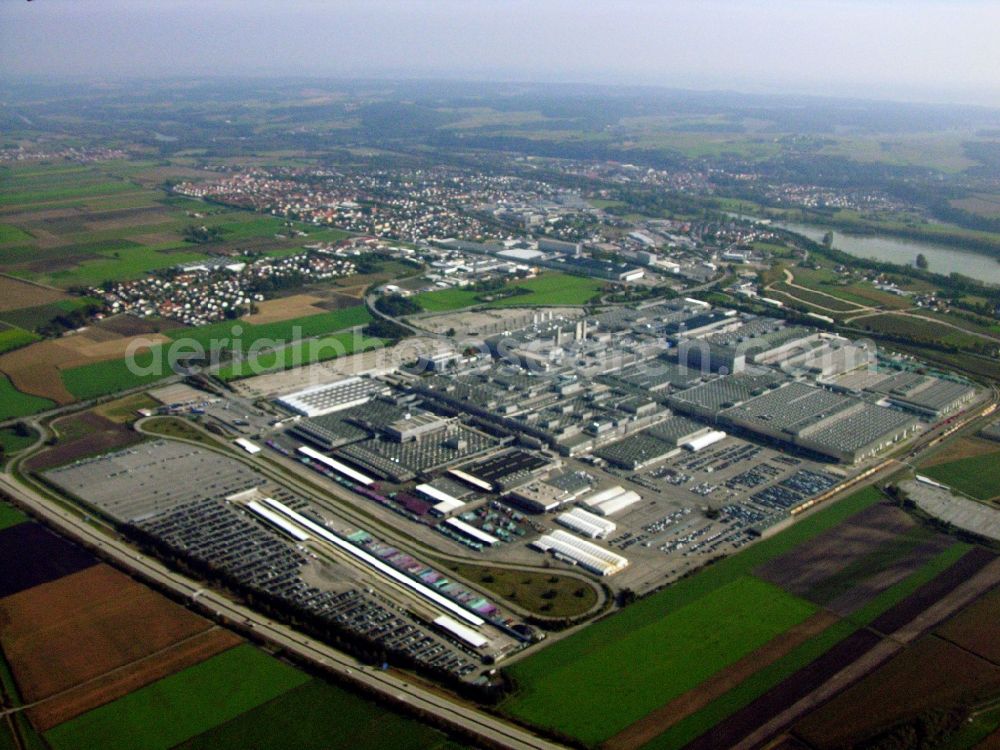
[375,293,422,317]
[35,302,102,338]
[182,224,225,244]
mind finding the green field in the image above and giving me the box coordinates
[44,645,309,750]
[504,577,815,744]
[175,679,458,750]
[415,273,604,312]
[0,502,27,531]
[60,345,169,400]
[770,282,862,313]
[0,299,95,332]
[502,487,883,743]
[216,331,384,381]
[445,562,599,618]
[645,540,971,750]
[0,375,55,420]
[854,313,987,350]
[166,306,371,350]
[922,451,1000,501]
[0,224,32,244]
[57,308,375,396]
[0,180,138,207]
[23,246,209,289]
[0,425,37,461]
[0,327,40,354]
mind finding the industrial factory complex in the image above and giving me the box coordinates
[39,296,981,684]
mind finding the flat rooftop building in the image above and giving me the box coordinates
[277,377,382,417]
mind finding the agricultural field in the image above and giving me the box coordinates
[502,486,1000,749]
[0,327,171,404]
[216,330,384,381]
[43,645,308,750]
[24,410,144,471]
[0,277,68,313]
[59,345,170,401]
[920,449,1000,501]
[0,160,373,416]
[0,325,40,354]
[0,501,27,532]
[414,273,605,312]
[851,312,987,350]
[0,565,212,704]
[0,298,95,332]
[792,628,1000,749]
[951,192,1000,219]
[0,424,37,465]
[504,576,815,744]
[166,305,371,351]
[0,512,462,750]
[0,523,97,598]
[0,375,54,421]
[768,282,863,313]
[174,678,462,750]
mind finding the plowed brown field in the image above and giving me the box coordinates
[0,565,210,701]
[27,627,242,731]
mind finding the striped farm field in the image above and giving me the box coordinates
[504,576,817,744]
[43,645,309,750]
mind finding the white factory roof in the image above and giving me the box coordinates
[556,507,617,538]
[580,485,626,509]
[448,468,492,492]
[683,430,727,452]
[431,498,466,515]
[416,483,462,505]
[445,517,499,546]
[579,486,641,516]
[297,445,374,486]
[531,529,628,576]
[593,490,642,517]
[497,247,545,261]
[433,615,488,649]
[277,376,375,417]
[234,437,262,455]
[261,497,484,626]
[245,499,310,542]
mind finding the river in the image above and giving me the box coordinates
[729,213,1000,285]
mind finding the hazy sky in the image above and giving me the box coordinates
[3,0,999,106]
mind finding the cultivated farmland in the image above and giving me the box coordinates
[0,565,211,702]
[43,645,310,750]
[0,502,26,532]
[0,374,54,420]
[175,679,460,750]
[504,577,816,743]
[502,485,1000,749]
[793,636,1000,749]
[415,273,604,312]
[0,522,97,598]
[921,449,1000,501]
